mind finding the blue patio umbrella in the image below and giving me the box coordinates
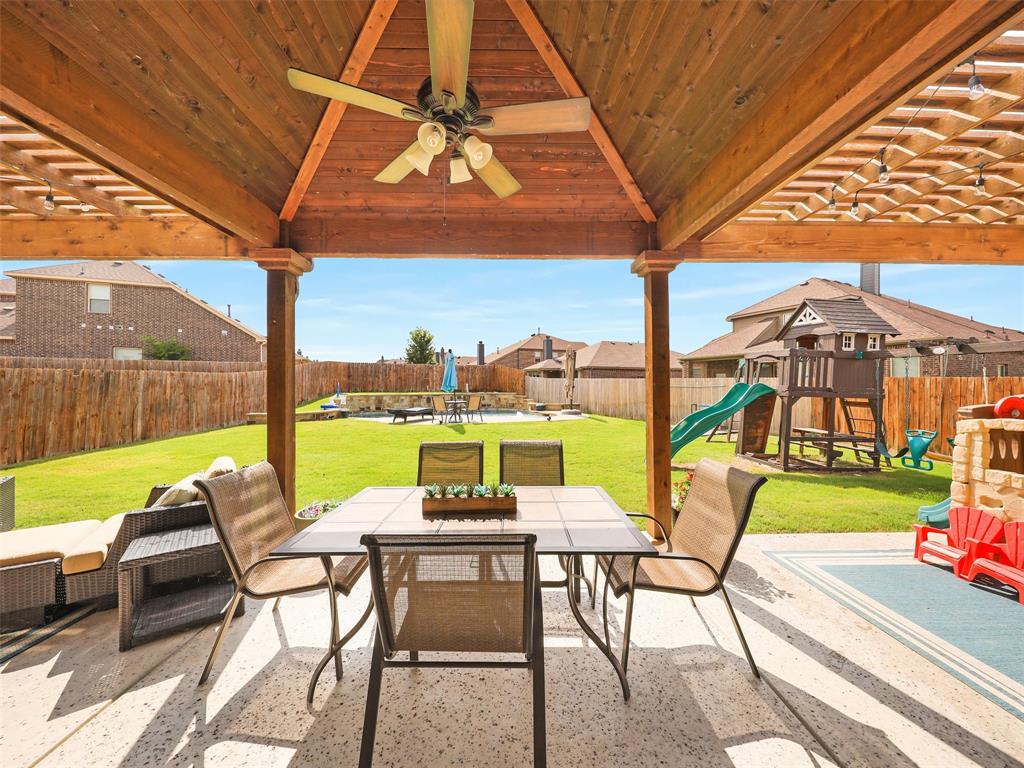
[440,350,458,393]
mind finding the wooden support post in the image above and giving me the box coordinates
[260,248,313,513]
[632,253,677,539]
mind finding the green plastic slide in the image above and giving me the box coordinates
[671,382,776,457]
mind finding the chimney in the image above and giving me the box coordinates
[227,303,232,318]
[860,264,880,295]
[476,341,485,365]
[543,336,553,360]
[435,351,442,364]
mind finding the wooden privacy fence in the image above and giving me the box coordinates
[526,376,812,432]
[1,359,525,465]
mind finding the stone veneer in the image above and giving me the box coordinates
[951,416,1024,516]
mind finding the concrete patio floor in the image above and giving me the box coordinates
[3,533,1022,768]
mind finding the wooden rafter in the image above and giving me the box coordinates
[657,1,1024,249]
[505,0,656,224]
[0,146,146,218]
[0,218,247,260]
[0,9,278,245]
[278,0,397,221]
[0,182,54,217]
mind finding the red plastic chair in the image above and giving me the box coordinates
[913,507,1004,577]
[966,522,1024,605]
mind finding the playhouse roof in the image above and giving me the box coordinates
[777,297,900,340]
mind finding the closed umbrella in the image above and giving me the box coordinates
[441,350,458,393]
[563,347,577,404]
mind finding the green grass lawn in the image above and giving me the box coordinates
[6,413,951,534]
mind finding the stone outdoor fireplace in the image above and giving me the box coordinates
[951,404,1024,518]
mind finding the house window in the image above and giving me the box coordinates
[112,347,142,360]
[87,283,111,313]
[996,363,1008,377]
[691,364,704,377]
[534,351,541,362]
[841,333,855,351]
[867,334,880,351]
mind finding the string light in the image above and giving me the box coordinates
[877,149,890,184]
[43,180,55,211]
[850,191,860,218]
[827,185,837,211]
[967,57,985,101]
[974,165,987,196]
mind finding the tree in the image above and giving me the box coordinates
[142,336,193,360]
[404,327,436,364]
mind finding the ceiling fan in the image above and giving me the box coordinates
[286,0,591,199]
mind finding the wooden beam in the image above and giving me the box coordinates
[505,0,657,224]
[657,1,1024,248]
[289,216,651,258]
[632,252,675,539]
[278,0,397,221]
[0,217,248,260]
[0,9,278,245]
[250,247,314,276]
[677,222,1024,264]
[0,184,57,217]
[0,147,146,218]
[264,267,298,513]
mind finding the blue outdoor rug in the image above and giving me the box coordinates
[767,549,1024,720]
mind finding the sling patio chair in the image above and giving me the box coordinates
[499,440,592,603]
[358,533,545,768]
[464,394,484,423]
[597,458,767,679]
[417,440,484,486]
[195,461,371,702]
[430,395,453,424]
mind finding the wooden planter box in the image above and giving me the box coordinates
[422,496,517,517]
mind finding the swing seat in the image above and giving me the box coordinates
[900,429,937,471]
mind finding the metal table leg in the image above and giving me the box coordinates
[564,565,630,701]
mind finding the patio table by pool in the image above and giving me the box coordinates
[272,485,656,699]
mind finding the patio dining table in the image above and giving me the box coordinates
[272,485,656,701]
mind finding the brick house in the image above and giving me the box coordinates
[484,331,586,370]
[681,275,1024,379]
[525,340,686,378]
[1,261,265,362]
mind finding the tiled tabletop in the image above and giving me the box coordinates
[273,486,656,557]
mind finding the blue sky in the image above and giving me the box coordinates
[4,259,1022,360]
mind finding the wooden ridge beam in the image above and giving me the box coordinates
[676,222,1024,264]
[0,9,278,246]
[0,147,146,218]
[279,0,397,221]
[505,0,657,224]
[656,1,1024,249]
[0,217,248,260]
[780,71,1024,221]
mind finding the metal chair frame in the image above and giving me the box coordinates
[429,395,453,424]
[598,473,766,681]
[358,534,545,768]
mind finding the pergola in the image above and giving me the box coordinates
[2,0,1023,536]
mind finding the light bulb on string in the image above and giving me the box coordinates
[967,57,985,101]
[877,149,890,184]
[973,166,987,196]
[827,185,837,211]
[43,180,55,211]
[850,191,860,218]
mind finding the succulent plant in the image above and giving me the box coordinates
[488,482,502,497]
[451,484,469,498]
[498,483,516,497]
[423,484,441,498]
[472,484,489,497]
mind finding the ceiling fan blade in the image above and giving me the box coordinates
[475,155,521,199]
[373,142,421,183]
[426,0,473,108]
[476,97,592,136]
[288,68,417,120]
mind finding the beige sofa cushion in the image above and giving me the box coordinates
[204,456,236,479]
[0,520,101,568]
[61,514,127,575]
[152,472,204,507]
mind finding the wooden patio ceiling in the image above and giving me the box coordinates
[1,0,1022,265]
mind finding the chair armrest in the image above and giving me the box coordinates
[625,513,672,551]
[966,538,1004,563]
[913,523,948,549]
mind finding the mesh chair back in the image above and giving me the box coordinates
[362,534,537,655]
[466,394,482,411]
[669,459,765,581]
[417,441,484,485]
[195,461,294,583]
[431,395,448,414]
[500,440,564,486]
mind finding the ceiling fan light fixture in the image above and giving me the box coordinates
[449,153,472,184]
[417,122,447,156]
[462,135,493,170]
[404,145,435,176]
